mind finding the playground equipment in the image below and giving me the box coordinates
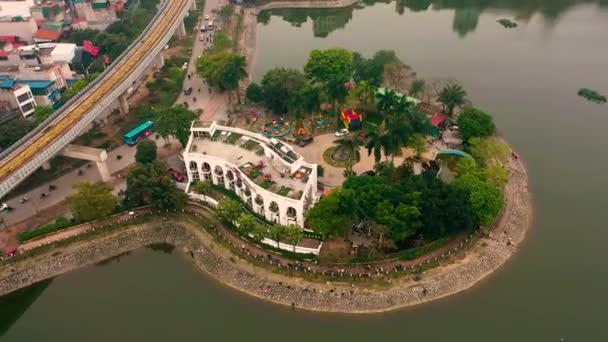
[262,118,291,137]
[341,108,363,130]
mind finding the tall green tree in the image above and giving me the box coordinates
[125,161,187,211]
[334,133,363,171]
[246,82,264,103]
[269,224,288,248]
[438,83,468,116]
[304,48,354,84]
[260,67,307,114]
[0,119,35,149]
[33,106,55,125]
[220,53,248,106]
[154,105,197,147]
[216,199,242,224]
[285,225,304,252]
[306,190,351,237]
[135,139,157,164]
[376,88,398,114]
[408,134,427,158]
[457,107,496,142]
[468,137,510,167]
[366,121,393,163]
[452,174,503,226]
[237,214,257,236]
[192,180,211,195]
[218,4,235,25]
[352,52,384,87]
[68,182,118,221]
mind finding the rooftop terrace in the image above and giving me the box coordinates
[188,131,313,200]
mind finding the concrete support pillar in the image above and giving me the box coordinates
[41,161,52,170]
[156,53,165,68]
[96,160,111,182]
[176,21,186,39]
[118,93,129,115]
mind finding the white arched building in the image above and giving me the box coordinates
[183,121,320,228]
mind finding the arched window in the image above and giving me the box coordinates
[255,194,264,206]
[189,160,198,171]
[214,165,223,175]
[226,170,234,180]
[286,207,297,218]
[202,162,211,172]
[269,201,279,213]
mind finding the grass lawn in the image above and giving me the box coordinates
[322,146,359,168]
[277,186,291,196]
[242,139,260,150]
[226,133,243,144]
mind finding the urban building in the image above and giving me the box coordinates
[184,121,321,228]
[73,0,118,30]
[0,0,39,43]
[0,76,36,117]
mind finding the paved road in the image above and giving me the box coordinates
[178,0,228,122]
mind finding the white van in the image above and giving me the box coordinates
[207,21,214,30]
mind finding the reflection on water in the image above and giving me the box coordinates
[259,0,608,37]
[0,280,52,339]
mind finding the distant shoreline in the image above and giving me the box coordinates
[0,152,532,313]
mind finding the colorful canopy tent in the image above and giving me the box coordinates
[341,108,363,130]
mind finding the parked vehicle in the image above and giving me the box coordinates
[334,128,349,137]
[168,168,186,182]
[184,87,193,95]
[0,203,8,212]
[199,35,205,41]
[200,26,206,32]
[297,135,314,147]
[207,21,214,30]
[204,14,210,20]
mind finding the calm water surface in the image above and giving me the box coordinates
[3,1,608,340]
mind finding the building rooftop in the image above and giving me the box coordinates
[34,29,61,41]
[189,132,312,199]
[0,2,33,19]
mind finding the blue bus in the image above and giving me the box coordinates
[124,120,154,145]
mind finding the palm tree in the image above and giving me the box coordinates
[386,121,413,162]
[221,54,248,107]
[354,81,376,110]
[409,79,426,98]
[376,88,398,114]
[438,83,468,116]
[365,121,393,163]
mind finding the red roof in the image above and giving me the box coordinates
[34,29,61,41]
[12,43,25,48]
[72,18,86,24]
[0,51,10,57]
[36,19,46,27]
[429,113,448,127]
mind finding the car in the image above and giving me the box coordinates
[184,87,193,95]
[181,61,188,70]
[334,128,349,137]
[0,203,8,212]
[297,136,314,147]
[200,26,206,32]
[168,168,186,182]
[204,14,210,20]
[199,35,205,41]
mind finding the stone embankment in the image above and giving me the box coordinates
[0,155,532,313]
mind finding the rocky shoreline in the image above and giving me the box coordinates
[0,155,532,313]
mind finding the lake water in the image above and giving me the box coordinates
[2,1,608,340]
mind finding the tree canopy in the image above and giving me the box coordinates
[457,108,496,143]
[68,182,118,222]
[33,106,55,125]
[468,137,510,167]
[304,48,353,84]
[439,83,468,116]
[452,174,503,226]
[246,82,264,103]
[125,161,187,210]
[260,67,307,114]
[135,139,157,164]
[0,119,35,149]
[154,105,197,147]
[216,199,242,224]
